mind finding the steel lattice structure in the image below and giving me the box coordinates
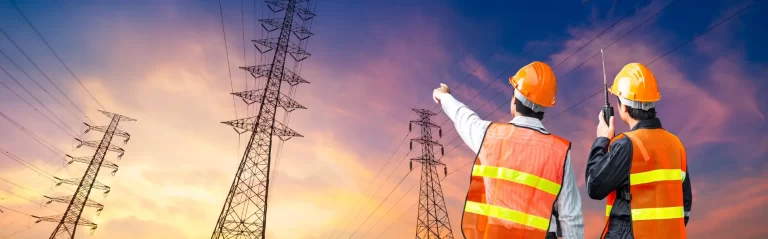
[408,109,454,239]
[211,0,314,238]
[33,110,136,239]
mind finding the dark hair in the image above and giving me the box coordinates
[617,96,657,120]
[514,97,545,120]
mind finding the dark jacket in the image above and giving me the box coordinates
[585,118,692,239]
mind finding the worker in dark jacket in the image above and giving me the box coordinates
[586,63,692,239]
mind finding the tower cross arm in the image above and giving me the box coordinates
[44,195,105,212]
[221,116,258,133]
[74,139,125,154]
[33,214,97,227]
[258,18,314,40]
[295,5,316,20]
[240,65,310,85]
[240,65,271,79]
[410,120,440,129]
[98,110,136,122]
[54,177,111,194]
[82,123,131,142]
[252,38,311,61]
[273,121,302,141]
[412,108,438,118]
[410,156,446,166]
[65,154,119,175]
[231,89,306,112]
[282,68,310,85]
[411,137,442,147]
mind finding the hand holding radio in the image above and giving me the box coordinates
[597,49,615,138]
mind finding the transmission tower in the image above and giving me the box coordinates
[211,0,315,238]
[408,109,454,239]
[33,110,136,239]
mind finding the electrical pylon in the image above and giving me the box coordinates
[33,110,136,239]
[408,109,454,239]
[211,0,315,238]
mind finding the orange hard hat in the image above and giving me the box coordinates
[508,61,557,107]
[608,63,661,102]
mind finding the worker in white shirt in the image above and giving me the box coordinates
[433,61,584,239]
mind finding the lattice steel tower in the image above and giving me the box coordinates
[211,0,315,238]
[33,110,136,239]
[408,109,454,239]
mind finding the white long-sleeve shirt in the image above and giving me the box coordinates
[438,93,584,239]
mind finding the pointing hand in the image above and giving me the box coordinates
[433,83,450,104]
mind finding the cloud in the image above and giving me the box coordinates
[531,2,768,238]
[1,1,766,238]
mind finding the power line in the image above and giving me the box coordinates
[435,0,680,145]
[0,111,69,163]
[217,0,239,121]
[373,167,453,239]
[358,180,419,238]
[552,0,651,69]
[329,51,491,239]
[268,0,319,200]
[210,0,316,237]
[432,0,595,115]
[327,132,412,239]
[0,205,33,217]
[370,2,764,236]
[347,171,415,238]
[0,28,93,124]
[362,1,660,232]
[0,146,58,183]
[344,0,591,233]
[241,0,249,93]
[330,150,414,238]
[375,200,417,239]
[0,50,78,136]
[0,72,77,138]
[428,48,499,113]
[7,0,105,111]
[435,0,647,126]
[0,177,50,200]
[333,1,595,237]
[0,50,80,123]
[0,187,38,205]
[331,1,574,236]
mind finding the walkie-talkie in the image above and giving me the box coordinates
[600,49,614,126]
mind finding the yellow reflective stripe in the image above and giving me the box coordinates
[631,206,684,221]
[472,165,561,195]
[630,169,685,185]
[464,201,550,231]
[604,205,684,220]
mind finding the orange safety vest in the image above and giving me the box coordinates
[601,129,687,239]
[461,123,570,239]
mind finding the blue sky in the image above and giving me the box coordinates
[0,0,767,238]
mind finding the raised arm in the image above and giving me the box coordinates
[585,136,632,200]
[435,92,491,154]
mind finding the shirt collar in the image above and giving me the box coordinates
[631,118,663,131]
[509,116,549,134]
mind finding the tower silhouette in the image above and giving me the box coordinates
[409,109,454,239]
[33,110,135,239]
[211,0,315,238]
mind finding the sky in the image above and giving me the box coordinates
[0,0,766,238]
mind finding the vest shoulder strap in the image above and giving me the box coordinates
[608,133,626,145]
[622,131,650,161]
[548,133,571,148]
